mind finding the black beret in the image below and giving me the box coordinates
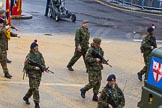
[107,74,116,81]
[147,27,154,33]
[30,42,38,49]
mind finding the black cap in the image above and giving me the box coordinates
[30,42,38,49]
[147,27,154,33]
[107,74,116,81]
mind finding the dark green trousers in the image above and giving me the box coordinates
[0,51,8,74]
[83,70,101,94]
[67,48,88,69]
[24,75,41,102]
[139,53,151,79]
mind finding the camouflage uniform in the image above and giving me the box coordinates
[23,50,45,103]
[97,84,125,108]
[80,42,104,101]
[138,34,157,79]
[0,26,11,76]
[67,26,90,70]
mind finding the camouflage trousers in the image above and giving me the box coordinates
[24,74,41,103]
[139,53,151,79]
[0,50,8,74]
[67,48,88,69]
[83,70,102,94]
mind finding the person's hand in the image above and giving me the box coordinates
[44,67,49,73]
[17,35,20,38]
[96,58,100,62]
[108,104,113,108]
[15,28,18,31]
[151,46,154,49]
[77,45,81,52]
[35,66,40,70]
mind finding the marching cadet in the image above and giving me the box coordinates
[67,20,90,71]
[0,18,12,78]
[23,41,46,108]
[97,74,125,108]
[80,38,105,101]
[137,27,157,81]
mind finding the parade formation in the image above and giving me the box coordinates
[0,0,162,108]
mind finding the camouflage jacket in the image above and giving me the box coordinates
[98,84,125,108]
[24,50,46,78]
[85,43,104,71]
[0,27,8,51]
[141,34,157,55]
[0,25,18,51]
[75,26,90,50]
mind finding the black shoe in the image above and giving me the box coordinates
[34,101,40,108]
[137,72,142,81]
[6,59,12,63]
[92,94,98,102]
[80,88,86,98]
[4,73,12,79]
[23,97,30,104]
[67,65,74,71]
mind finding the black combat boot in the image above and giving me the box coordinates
[34,101,40,108]
[6,58,12,63]
[137,72,142,81]
[67,65,74,71]
[4,73,12,79]
[92,93,98,102]
[23,96,30,104]
[80,88,86,98]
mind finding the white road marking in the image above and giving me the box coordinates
[133,39,162,42]
[0,80,83,87]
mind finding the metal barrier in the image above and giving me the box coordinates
[112,0,162,11]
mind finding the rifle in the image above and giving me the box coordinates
[107,89,118,108]
[28,59,54,74]
[92,49,112,68]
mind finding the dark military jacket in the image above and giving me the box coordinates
[141,34,157,55]
[24,50,46,79]
[0,27,8,51]
[85,43,104,71]
[98,84,125,108]
[75,26,90,50]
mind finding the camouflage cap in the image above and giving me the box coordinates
[82,20,88,24]
[0,9,5,16]
[93,38,101,44]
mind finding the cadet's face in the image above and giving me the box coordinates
[0,23,3,28]
[82,23,88,28]
[94,42,101,48]
[96,43,100,48]
[33,46,38,52]
[150,31,154,35]
[108,80,116,88]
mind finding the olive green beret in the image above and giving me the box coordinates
[0,9,5,16]
[82,20,88,24]
[93,38,101,44]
